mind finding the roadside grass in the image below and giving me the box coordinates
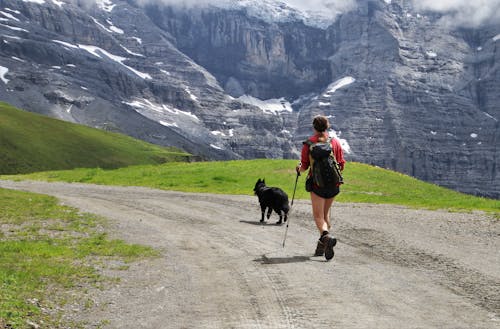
[0,188,158,329]
[0,102,190,175]
[4,159,498,215]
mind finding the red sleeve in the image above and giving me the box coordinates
[331,138,345,170]
[300,142,310,171]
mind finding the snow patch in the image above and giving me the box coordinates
[120,45,144,57]
[493,34,500,41]
[210,129,234,137]
[237,95,292,115]
[106,19,124,34]
[160,121,178,128]
[0,66,10,84]
[2,34,22,40]
[4,8,21,14]
[0,11,20,22]
[11,56,25,62]
[22,0,45,4]
[319,102,331,106]
[110,25,124,34]
[77,44,151,79]
[91,17,113,33]
[470,133,478,138]
[95,0,115,12]
[53,39,78,49]
[329,129,351,154]
[430,131,437,135]
[426,51,437,58]
[210,144,224,150]
[124,98,199,122]
[211,130,226,137]
[185,88,198,102]
[324,76,355,96]
[131,37,142,44]
[483,112,498,121]
[0,23,29,32]
[52,0,65,7]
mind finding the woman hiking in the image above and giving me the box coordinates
[296,115,345,261]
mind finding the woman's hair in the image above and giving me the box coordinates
[313,115,330,142]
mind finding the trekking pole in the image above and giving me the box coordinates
[283,170,300,248]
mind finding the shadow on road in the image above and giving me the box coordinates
[239,220,284,226]
[253,254,311,265]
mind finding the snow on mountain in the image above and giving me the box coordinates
[0,65,9,84]
[237,95,292,115]
[51,39,151,79]
[323,77,355,96]
[329,128,351,154]
[95,0,116,12]
[22,0,45,4]
[217,0,339,29]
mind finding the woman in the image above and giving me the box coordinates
[296,115,345,261]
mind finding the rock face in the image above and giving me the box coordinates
[0,0,498,198]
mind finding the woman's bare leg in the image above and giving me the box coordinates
[310,192,334,233]
[323,197,335,231]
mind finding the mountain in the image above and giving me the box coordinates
[0,0,498,198]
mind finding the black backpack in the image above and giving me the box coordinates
[305,138,343,188]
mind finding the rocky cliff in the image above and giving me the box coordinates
[0,0,498,198]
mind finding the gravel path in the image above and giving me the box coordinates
[1,180,498,329]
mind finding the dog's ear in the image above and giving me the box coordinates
[263,178,265,184]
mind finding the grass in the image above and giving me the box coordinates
[4,159,498,215]
[0,188,158,328]
[0,102,190,174]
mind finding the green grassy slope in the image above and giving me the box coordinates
[5,159,499,214]
[0,102,190,174]
[0,187,158,328]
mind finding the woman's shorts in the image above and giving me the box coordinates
[312,185,340,199]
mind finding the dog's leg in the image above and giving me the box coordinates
[275,210,282,225]
[266,207,272,219]
[260,205,266,222]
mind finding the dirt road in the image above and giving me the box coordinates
[1,180,498,329]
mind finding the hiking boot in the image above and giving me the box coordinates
[321,233,337,261]
[314,239,325,256]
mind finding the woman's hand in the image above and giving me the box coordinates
[295,163,302,176]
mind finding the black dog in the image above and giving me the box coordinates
[253,178,290,225]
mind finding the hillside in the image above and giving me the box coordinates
[4,159,498,214]
[0,102,190,174]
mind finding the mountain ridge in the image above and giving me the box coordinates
[0,0,498,198]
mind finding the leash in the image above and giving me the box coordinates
[282,170,300,248]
